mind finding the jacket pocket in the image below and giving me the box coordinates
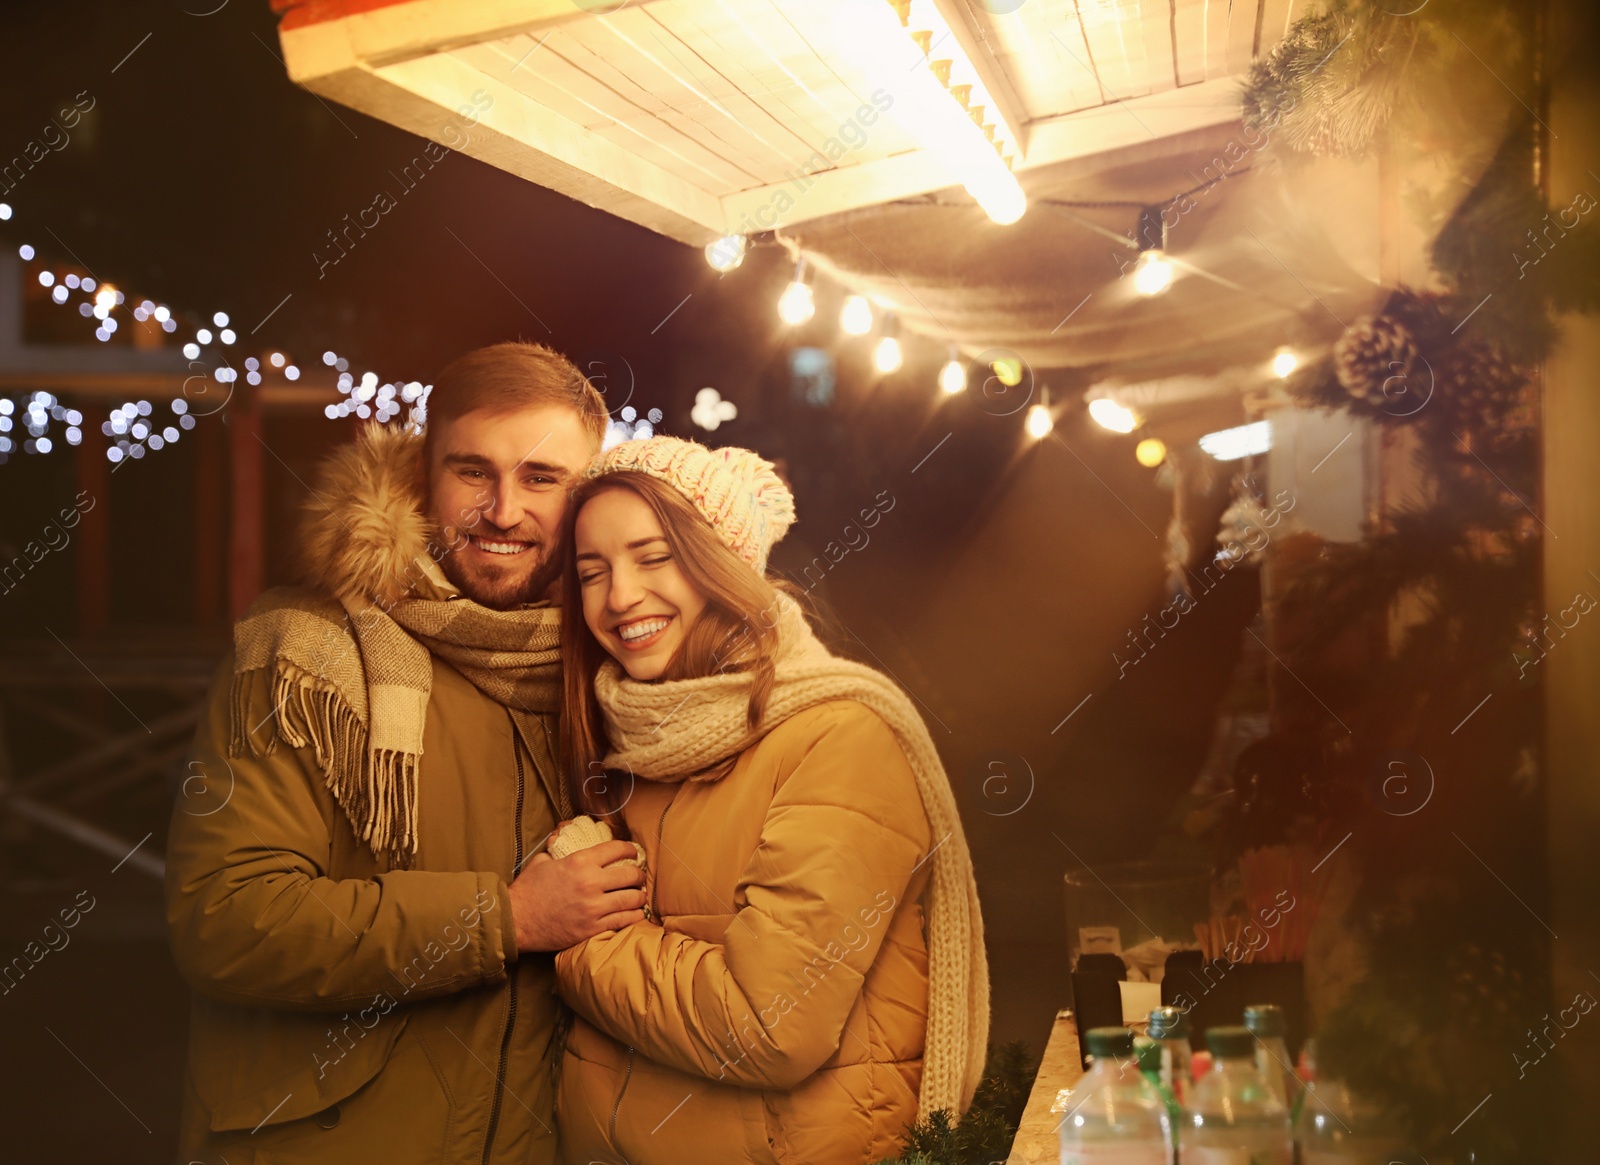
[187,994,411,1133]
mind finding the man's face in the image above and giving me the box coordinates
[426,405,595,609]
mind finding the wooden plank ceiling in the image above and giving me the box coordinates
[276,0,1303,245]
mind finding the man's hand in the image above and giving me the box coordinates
[508,841,648,952]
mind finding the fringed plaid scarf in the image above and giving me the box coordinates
[230,553,563,866]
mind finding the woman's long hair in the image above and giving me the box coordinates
[555,470,803,817]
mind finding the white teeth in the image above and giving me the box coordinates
[618,617,668,642]
[473,538,528,556]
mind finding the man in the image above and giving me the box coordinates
[166,341,645,1163]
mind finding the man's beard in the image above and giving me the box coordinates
[437,522,550,610]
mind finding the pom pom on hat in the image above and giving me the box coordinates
[586,436,796,574]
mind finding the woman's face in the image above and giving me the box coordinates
[575,486,709,681]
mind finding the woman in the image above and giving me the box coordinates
[550,436,989,1165]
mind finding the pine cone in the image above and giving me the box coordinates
[1334,314,1419,405]
[1436,342,1533,450]
[549,815,646,869]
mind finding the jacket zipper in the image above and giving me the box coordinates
[481,739,528,1165]
[607,790,672,1147]
[650,789,677,922]
[609,1046,636,1147]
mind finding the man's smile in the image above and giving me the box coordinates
[467,534,535,557]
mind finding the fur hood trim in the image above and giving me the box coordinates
[300,425,439,607]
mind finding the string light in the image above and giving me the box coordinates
[692,387,738,431]
[840,294,873,335]
[1272,347,1298,378]
[777,260,815,325]
[1088,397,1141,433]
[873,336,904,373]
[0,225,448,457]
[872,316,903,373]
[1200,420,1272,461]
[1136,437,1167,467]
[1133,250,1173,296]
[704,234,747,272]
[605,405,666,448]
[991,355,1024,387]
[1025,387,1053,440]
[938,350,967,394]
[1132,206,1173,297]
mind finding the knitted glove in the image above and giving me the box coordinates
[549,815,646,870]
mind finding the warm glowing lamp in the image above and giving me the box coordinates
[705,234,747,272]
[938,354,967,394]
[840,294,874,335]
[1088,397,1141,434]
[1136,437,1168,467]
[777,260,815,325]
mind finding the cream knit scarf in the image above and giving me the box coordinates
[230,552,563,867]
[594,591,990,1116]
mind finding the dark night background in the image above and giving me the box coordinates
[0,1,1252,1158]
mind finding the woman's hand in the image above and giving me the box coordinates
[508,842,647,952]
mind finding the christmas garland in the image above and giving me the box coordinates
[872,1043,1035,1165]
[1232,1,1596,1161]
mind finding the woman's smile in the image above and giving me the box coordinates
[612,614,673,651]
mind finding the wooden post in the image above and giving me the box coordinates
[75,406,110,637]
[227,381,263,621]
[195,409,226,626]
[1543,0,1600,1151]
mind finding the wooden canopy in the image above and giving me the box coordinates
[272,0,1308,245]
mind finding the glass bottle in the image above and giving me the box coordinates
[1186,1025,1293,1165]
[1059,1027,1174,1165]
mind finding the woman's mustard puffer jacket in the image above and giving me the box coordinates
[554,698,935,1165]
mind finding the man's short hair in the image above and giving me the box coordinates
[423,341,607,461]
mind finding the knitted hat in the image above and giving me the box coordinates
[585,436,796,574]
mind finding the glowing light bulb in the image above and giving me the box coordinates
[1136,437,1167,467]
[1199,420,1273,461]
[1025,403,1053,439]
[705,234,747,272]
[1088,398,1140,433]
[873,335,904,373]
[840,295,873,335]
[777,280,814,326]
[939,358,967,394]
[1133,249,1173,296]
[1272,348,1298,378]
[991,355,1023,387]
[961,165,1028,226]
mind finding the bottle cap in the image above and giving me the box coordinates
[1133,1036,1161,1073]
[1244,1004,1286,1037]
[1206,1025,1256,1059]
[1085,1027,1135,1059]
[1148,1006,1191,1040]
